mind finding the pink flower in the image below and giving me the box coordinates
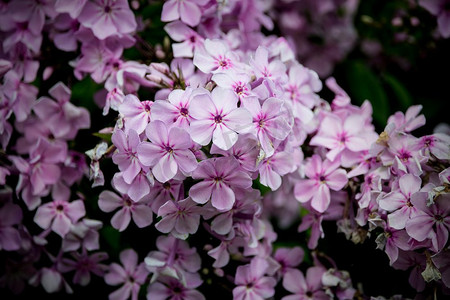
[60,251,108,286]
[242,96,292,157]
[147,274,205,300]
[112,170,153,202]
[34,198,86,238]
[413,133,450,160]
[98,190,153,232]
[155,197,202,239]
[33,82,90,140]
[151,87,204,130]
[189,87,252,150]
[145,236,201,281]
[281,267,328,300]
[375,226,411,265]
[284,63,321,110]
[378,174,423,230]
[274,247,304,275]
[105,249,149,300]
[118,94,152,135]
[28,138,66,196]
[161,0,208,27]
[137,120,198,183]
[259,150,295,191]
[210,133,259,173]
[112,129,142,185]
[193,39,242,74]
[212,71,253,102]
[250,46,288,85]
[0,202,23,251]
[310,113,370,162]
[189,157,253,211]
[78,0,137,40]
[147,179,184,214]
[406,193,450,252]
[164,21,204,58]
[294,155,347,213]
[387,104,426,133]
[233,257,276,300]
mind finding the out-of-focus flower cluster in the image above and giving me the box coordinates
[0,0,449,299]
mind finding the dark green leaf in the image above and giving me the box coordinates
[381,72,413,110]
[344,60,390,126]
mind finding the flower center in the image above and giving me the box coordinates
[104,5,112,13]
[165,146,174,154]
[213,176,223,183]
[435,215,443,223]
[163,182,171,190]
[124,198,133,207]
[423,137,434,148]
[214,115,223,124]
[180,107,189,117]
[56,204,64,212]
[398,150,411,162]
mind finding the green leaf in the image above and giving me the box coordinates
[70,77,101,111]
[100,226,121,254]
[381,72,413,110]
[92,132,112,143]
[344,60,389,126]
[252,179,271,196]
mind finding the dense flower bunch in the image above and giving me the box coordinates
[0,0,449,299]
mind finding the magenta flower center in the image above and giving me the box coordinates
[398,149,411,162]
[180,107,189,117]
[213,176,223,183]
[104,5,112,13]
[423,137,434,148]
[214,115,223,123]
[56,204,64,212]
[258,119,265,128]
[165,146,174,154]
[124,198,133,207]
[339,132,348,143]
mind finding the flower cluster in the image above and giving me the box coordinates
[0,1,449,300]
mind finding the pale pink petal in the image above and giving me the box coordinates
[111,208,131,232]
[212,124,238,150]
[145,120,169,146]
[294,179,317,203]
[131,205,153,228]
[189,181,214,204]
[326,169,347,191]
[211,183,235,211]
[406,214,434,241]
[399,174,421,196]
[310,184,330,213]
[179,1,202,27]
[161,0,179,22]
[283,269,306,294]
[152,154,178,183]
[52,214,72,237]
